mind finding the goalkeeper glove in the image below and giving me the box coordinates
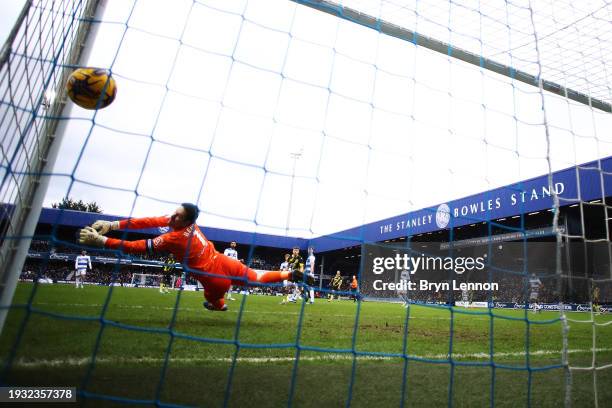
[91,220,119,235]
[79,226,107,247]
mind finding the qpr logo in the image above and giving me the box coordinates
[435,203,450,229]
[158,226,170,233]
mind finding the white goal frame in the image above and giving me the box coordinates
[131,273,162,288]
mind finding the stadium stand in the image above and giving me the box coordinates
[14,158,611,309]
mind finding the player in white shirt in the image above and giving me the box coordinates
[280,253,290,289]
[223,241,238,260]
[74,250,92,288]
[529,273,542,313]
[280,253,290,273]
[280,253,304,305]
[461,287,470,308]
[223,241,238,300]
[304,247,316,304]
[281,282,301,304]
[397,269,411,308]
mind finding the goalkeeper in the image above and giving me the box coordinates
[78,203,310,311]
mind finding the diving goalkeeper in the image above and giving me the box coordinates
[78,203,309,311]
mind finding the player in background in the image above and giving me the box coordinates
[304,247,316,304]
[328,271,342,302]
[281,250,303,305]
[74,250,91,289]
[529,273,543,313]
[280,253,290,273]
[223,241,238,301]
[160,253,175,294]
[350,275,359,302]
[281,247,307,304]
[461,286,470,308]
[397,269,411,308]
[280,260,302,306]
[279,253,291,302]
[280,282,301,305]
[78,203,309,311]
[592,281,601,315]
[287,246,303,275]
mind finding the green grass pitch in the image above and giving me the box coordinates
[1,283,610,407]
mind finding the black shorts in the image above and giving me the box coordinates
[162,274,173,285]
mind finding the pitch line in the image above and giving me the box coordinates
[12,348,612,368]
[30,302,612,321]
[32,302,461,320]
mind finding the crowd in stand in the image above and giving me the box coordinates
[30,240,106,258]
[22,258,134,285]
[29,239,167,261]
[249,257,277,271]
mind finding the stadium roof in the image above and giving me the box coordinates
[314,156,612,251]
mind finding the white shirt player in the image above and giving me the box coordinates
[223,242,239,300]
[529,275,542,300]
[75,253,92,275]
[462,288,469,302]
[461,287,471,308]
[305,254,315,278]
[398,269,411,307]
[280,257,290,288]
[223,244,238,260]
[305,249,316,304]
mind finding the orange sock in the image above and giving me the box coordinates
[204,290,227,310]
[212,298,226,310]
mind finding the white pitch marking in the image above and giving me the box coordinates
[12,348,612,368]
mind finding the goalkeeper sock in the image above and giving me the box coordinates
[261,271,290,283]
[246,270,290,284]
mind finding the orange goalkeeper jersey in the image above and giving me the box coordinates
[104,216,219,273]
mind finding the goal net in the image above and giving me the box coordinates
[130,273,162,288]
[0,0,611,406]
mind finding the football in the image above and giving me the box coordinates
[66,68,116,109]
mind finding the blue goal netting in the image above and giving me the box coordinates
[1,1,611,406]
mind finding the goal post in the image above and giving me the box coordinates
[0,0,104,334]
[131,273,162,288]
[0,0,610,406]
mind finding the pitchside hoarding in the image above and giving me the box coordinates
[359,241,611,304]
